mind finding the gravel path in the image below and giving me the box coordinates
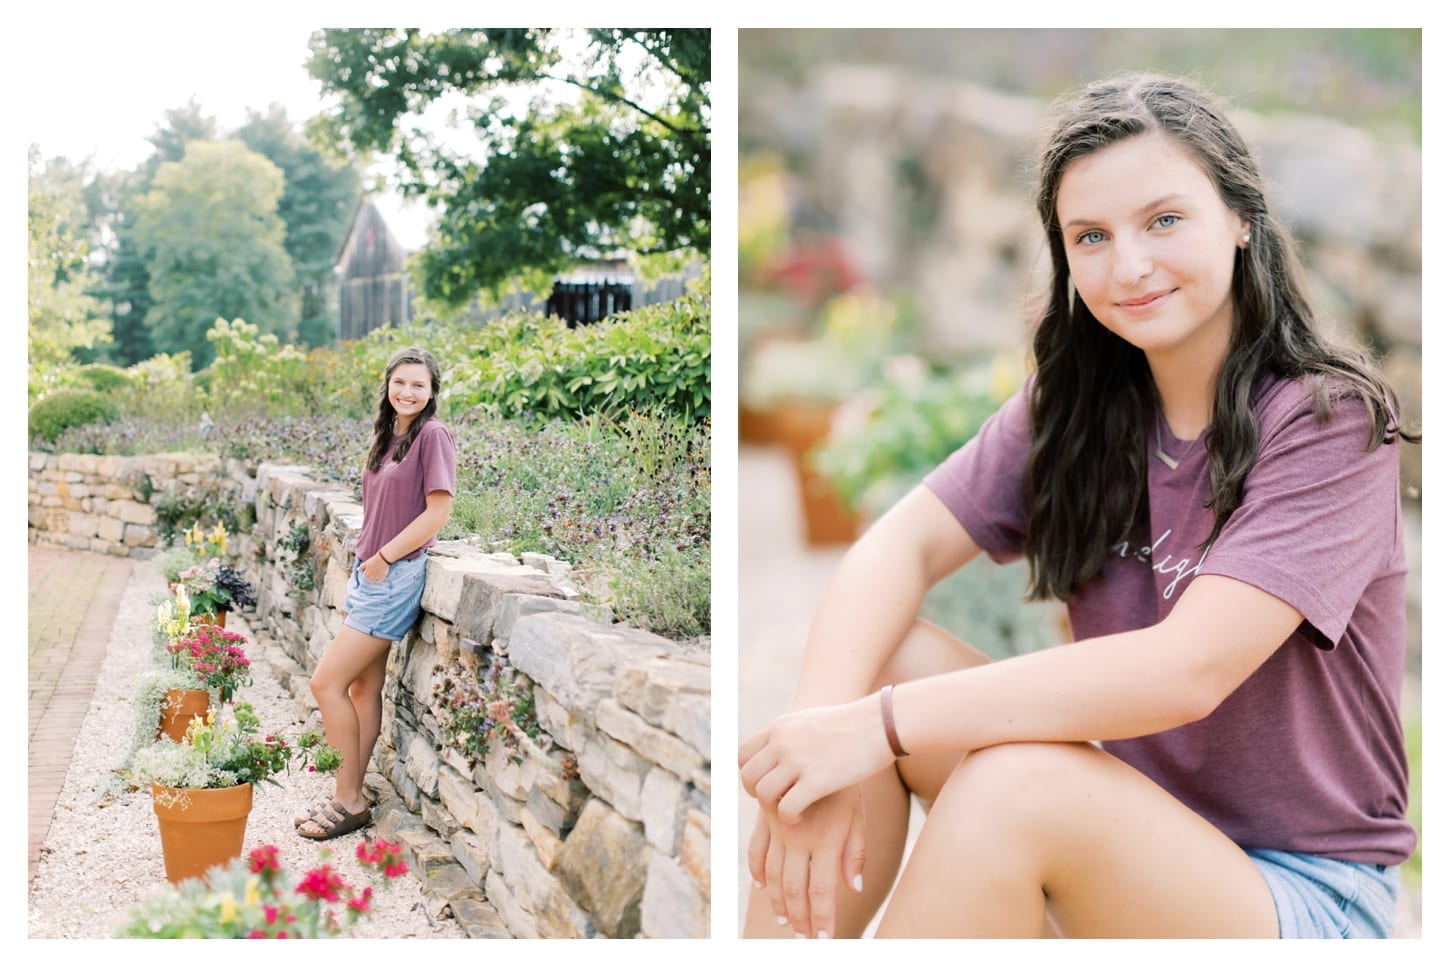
[26,557,463,939]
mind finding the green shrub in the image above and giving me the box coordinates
[453,291,711,424]
[76,363,134,394]
[814,354,1019,516]
[28,388,120,443]
[604,547,711,640]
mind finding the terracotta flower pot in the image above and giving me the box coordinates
[157,689,211,743]
[774,401,861,546]
[196,610,226,629]
[151,782,254,884]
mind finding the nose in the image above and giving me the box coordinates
[1112,236,1153,286]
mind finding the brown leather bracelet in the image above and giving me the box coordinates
[377,549,393,565]
[880,684,909,757]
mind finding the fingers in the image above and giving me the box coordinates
[746,810,770,891]
[779,831,812,934]
[807,846,837,939]
[842,801,867,896]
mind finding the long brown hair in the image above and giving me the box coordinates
[1023,73,1417,601]
[365,347,442,473]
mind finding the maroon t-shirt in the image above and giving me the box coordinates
[924,375,1415,864]
[358,418,457,563]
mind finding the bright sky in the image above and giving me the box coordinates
[21,21,332,173]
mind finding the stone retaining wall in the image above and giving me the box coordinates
[27,452,711,938]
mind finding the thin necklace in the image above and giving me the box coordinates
[1153,417,1188,470]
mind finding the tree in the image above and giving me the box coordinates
[306,27,710,307]
[28,146,109,396]
[236,104,362,346]
[132,140,296,369]
[90,102,220,366]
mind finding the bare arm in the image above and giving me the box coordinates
[359,490,453,579]
[788,484,982,711]
[743,573,1303,820]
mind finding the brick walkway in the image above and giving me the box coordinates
[27,544,134,885]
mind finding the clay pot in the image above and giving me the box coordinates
[157,689,211,743]
[151,782,254,884]
[196,610,226,629]
[773,401,861,546]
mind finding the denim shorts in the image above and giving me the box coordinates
[342,552,428,641]
[1246,849,1400,938]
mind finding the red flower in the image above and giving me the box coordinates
[296,865,346,903]
[249,844,281,874]
[347,886,374,914]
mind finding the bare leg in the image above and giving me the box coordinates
[742,619,993,938]
[350,646,391,783]
[301,624,392,829]
[876,741,1279,938]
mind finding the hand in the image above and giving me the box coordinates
[739,696,896,823]
[360,554,391,583]
[748,787,867,939]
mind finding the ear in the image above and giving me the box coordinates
[1236,213,1252,249]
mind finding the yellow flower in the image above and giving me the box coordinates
[218,891,238,925]
[244,876,261,909]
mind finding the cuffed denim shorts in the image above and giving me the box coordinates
[342,552,427,641]
[1247,849,1400,938]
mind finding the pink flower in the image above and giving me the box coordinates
[347,886,374,914]
[295,865,346,903]
[249,844,281,874]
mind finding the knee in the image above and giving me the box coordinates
[938,742,1089,829]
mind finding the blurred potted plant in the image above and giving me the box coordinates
[741,285,911,544]
[814,352,1067,655]
[127,702,340,884]
[118,839,410,938]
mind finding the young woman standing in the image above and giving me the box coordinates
[297,347,456,840]
[739,73,1417,939]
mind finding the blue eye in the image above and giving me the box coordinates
[1154,214,1180,229]
[1076,229,1106,246]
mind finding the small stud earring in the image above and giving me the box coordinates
[1242,233,1251,244]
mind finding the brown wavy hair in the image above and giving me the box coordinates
[1023,72,1417,601]
[365,347,442,473]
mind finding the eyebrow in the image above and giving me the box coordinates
[1062,194,1190,229]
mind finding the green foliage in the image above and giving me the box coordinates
[1405,711,1422,889]
[113,352,202,422]
[203,317,310,416]
[28,146,110,396]
[813,353,1059,659]
[132,141,296,370]
[813,355,1014,516]
[431,659,543,768]
[75,363,134,393]
[604,546,711,640]
[234,104,362,346]
[454,288,711,423]
[28,388,120,443]
[153,482,247,547]
[306,27,709,305]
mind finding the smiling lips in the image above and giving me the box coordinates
[1117,288,1176,312]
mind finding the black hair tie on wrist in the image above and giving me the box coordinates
[378,550,393,565]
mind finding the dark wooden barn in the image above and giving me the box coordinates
[333,200,413,340]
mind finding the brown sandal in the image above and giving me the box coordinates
[294,799,339,829]
[296,800,373,841]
